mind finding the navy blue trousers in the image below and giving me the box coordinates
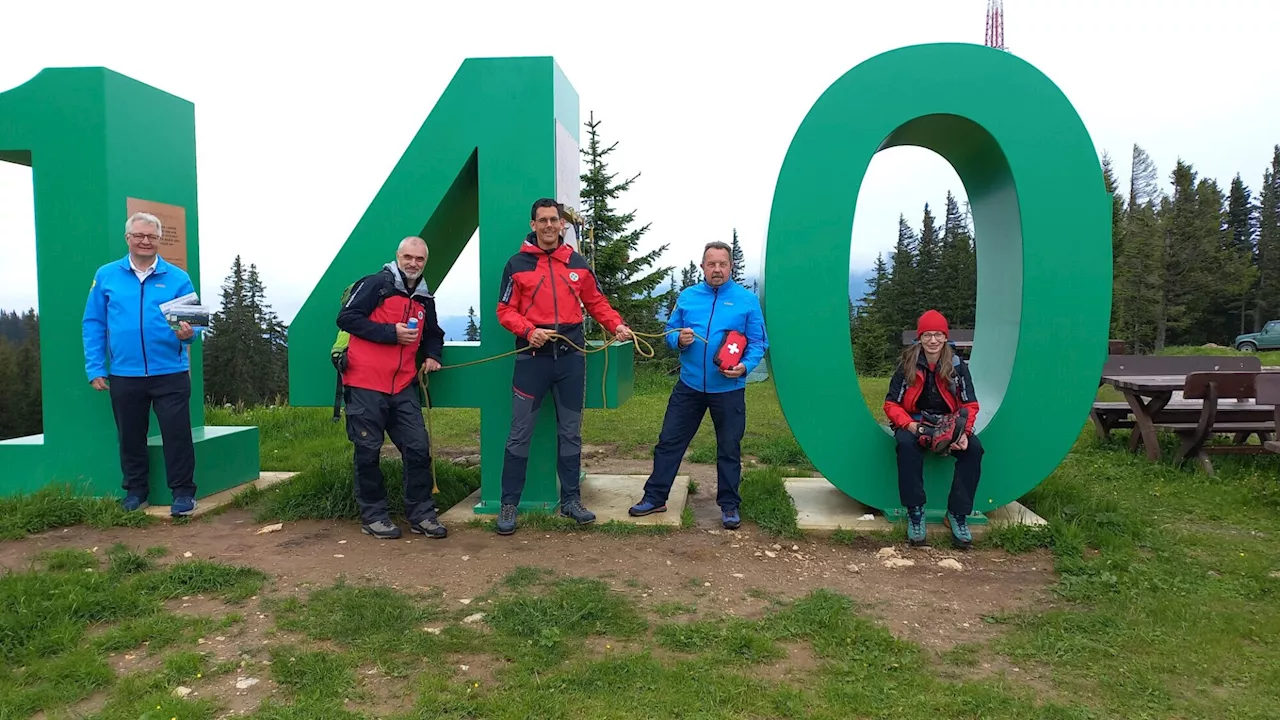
[642,380,746,511]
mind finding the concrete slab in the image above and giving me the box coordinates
[144,470,296,520]
[440,474,690,527]
[783,476,1047,539]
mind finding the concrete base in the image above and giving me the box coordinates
[783,476,1046,538]
[144,470,296,520]
[440,473,689,527]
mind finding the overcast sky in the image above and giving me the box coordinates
[2,0,1277,324]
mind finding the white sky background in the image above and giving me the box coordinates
[1,0,1277,324]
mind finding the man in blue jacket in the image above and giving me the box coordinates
[629,240,768,529]
[83,212,202,516]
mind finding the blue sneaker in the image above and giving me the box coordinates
[628,500,667,517]
[947,511,973,549]
[122,495,149,512]
[722,508,741,530]
[170,496,197,517]
[560,500,596,525]
[496,504,517,536]
[907,506,927,546]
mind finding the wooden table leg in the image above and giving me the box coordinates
[1124,390,1170,461]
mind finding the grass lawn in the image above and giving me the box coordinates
[2,365,1279,718]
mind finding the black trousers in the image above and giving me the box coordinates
[108,372,196,498]
[500,351,586,506]
[894,428,983,516]
[344,384,438,525]
[642,381,746,511]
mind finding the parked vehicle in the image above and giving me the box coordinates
[1233,321,1280,351]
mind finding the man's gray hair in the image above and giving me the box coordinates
[398,235,428,261]
[703,241,732,260]
[126,212,162,236]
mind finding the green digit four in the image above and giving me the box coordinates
[764,43,1112,516]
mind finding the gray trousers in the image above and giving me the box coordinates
[499,351,586,506]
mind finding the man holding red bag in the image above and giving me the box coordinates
[629,241,768,529]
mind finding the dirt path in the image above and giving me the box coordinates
[1,504,1054,655]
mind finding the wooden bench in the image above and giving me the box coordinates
[1257,373,1280,455]
[1152,371,1274,474]
[1092,355,1263,442]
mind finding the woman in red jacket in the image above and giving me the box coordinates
[883,310,983,549]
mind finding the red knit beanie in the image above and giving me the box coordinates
[916,309,949,339]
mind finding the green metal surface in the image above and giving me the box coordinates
[764,43,1111,517]
[0,68,259,501]
[287,57,633,514]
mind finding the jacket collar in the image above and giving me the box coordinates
[382,262,432,300]
[521,232,573,263]
[116,253,170,275]
[700,278,739,293]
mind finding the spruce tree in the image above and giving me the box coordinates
[680,261,701,289]
[204,256,256,404]
[915,203,941,312]
[730,228,746,283]
[880,214,919,336]
[1257,146,1280,329]
[939,192,977,327]
[578,111,672,337]
[465,306,480,341]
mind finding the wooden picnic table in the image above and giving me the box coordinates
[1100,374,1274,461]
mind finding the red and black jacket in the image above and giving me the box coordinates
[337,263,444,395]
[497,233,623,352]
[884,353,980,434]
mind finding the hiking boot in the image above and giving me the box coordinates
[496,504,518,535]
[946,511,973,549]
[170,496,197,517]
[122,495,149,512]
[628,500,666,517]
[722,508,741,530]
[906,505,927,546]
[560,500,596,525]
[410,515,448,539]
[361,519,403,539]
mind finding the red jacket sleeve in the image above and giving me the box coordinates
[578,268,623,331]
[496,259,535,339]
[883,363,914,429]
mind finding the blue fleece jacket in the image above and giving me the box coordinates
[82,254,202,381]
[665,279,769,393]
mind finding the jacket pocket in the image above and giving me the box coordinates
[522,277,545,314]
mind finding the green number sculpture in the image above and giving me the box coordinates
[764,43,1112,518]
[0,68,259,500]
[287,57,633,513]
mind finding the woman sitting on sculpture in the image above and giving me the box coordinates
[882,309,983,549]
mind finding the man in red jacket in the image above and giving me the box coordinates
[492,198,633,535]
[337,236,448,541]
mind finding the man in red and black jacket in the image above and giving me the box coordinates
[337,236,447,541]
[492,198,633,535]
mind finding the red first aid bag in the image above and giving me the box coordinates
[714,330,748,368]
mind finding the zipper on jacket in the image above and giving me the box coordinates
[139,276,150,376]
[702,285,719,391]
[522,277,545,315]
[547,255,561,359]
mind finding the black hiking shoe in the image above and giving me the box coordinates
[560,500,596,525]
[410,515,448,539]
[496,504,518,535]
[361,519,402,539]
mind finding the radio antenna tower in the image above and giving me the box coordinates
[985,0,1007,51]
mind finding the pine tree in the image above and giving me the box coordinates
[730,228,745,283]
[465,306,480,341]
[1111,145,1164,352]
[880,214,920,336]
[938,191,977,327]
[915,203,941,312]
[680,261,701,289]
[204,256,257,404]
[579,111,672,338]
[1257,146,1280,330]
[664,270,679,317]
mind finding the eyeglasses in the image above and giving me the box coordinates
[920,332,947,341]
[128,232,160,241]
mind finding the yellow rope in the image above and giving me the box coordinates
[416,327,709,498]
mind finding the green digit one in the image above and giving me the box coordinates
[0,68,260,500]
[287,57,633,513]
[764,43,1112,517]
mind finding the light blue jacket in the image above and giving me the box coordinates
[83,254,201,380]
[665,279,769,393]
